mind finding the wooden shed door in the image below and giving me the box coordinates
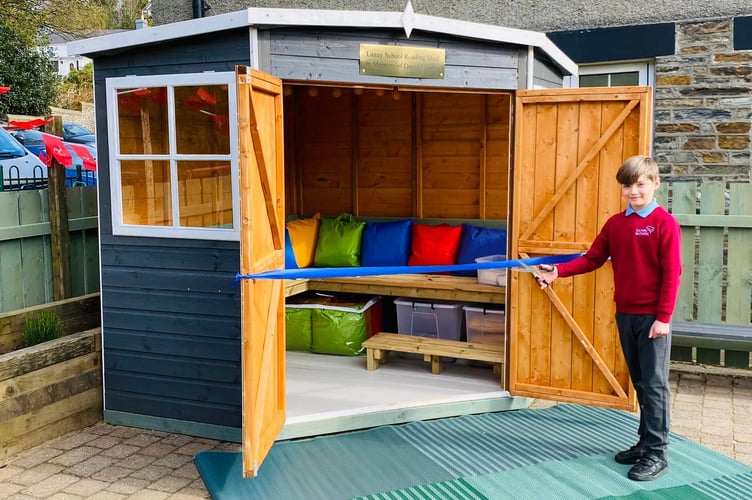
[509,86,653,411]
[237,66,286,478]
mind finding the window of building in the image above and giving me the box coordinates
[105,72,239,240]
[578,61,654,88]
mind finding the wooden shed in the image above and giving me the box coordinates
[69,6,652,476]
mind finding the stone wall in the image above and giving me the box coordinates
[654,19,752,180]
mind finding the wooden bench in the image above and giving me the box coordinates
[286,274,506,305]
[671,321,752,369]
[362,332,505,385]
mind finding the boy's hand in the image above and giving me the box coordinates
[650,320,670,339]
[536,264,558,289]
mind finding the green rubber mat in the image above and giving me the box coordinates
[195,404,752,499]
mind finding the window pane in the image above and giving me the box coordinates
[120,159,172,226]
[579,74,609,87]
[117,87,169,155]
[177,161,233,228]
[174,85,230,155]
[611,71,639,86]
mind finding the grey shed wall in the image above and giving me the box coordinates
[94,29,251,432]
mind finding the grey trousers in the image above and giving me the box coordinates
[615,312,671,462]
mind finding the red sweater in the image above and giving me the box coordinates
[556,206,682,323]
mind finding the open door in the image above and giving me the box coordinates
[509,86,653,411]
[237,66,286,478]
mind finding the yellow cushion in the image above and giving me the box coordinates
[286,213,320,268]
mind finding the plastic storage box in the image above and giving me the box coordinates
[394,298,463,341]
[476,254,507,286]
[463,306,505,346]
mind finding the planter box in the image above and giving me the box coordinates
[0,328,102,461]
[0,293,101,355]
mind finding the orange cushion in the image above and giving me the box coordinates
[407,223,462,267]
[286,213,320,268]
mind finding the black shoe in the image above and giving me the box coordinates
[614,445,645,464]
[628,457,669,481]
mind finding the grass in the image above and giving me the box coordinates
[21,311,64,347]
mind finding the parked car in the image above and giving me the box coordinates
[0,126,47,189]
[6,129,47,158]
[63,123,96,147]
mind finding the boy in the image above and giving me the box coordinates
[537,155,682,481]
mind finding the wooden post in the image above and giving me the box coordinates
[45,116,72,300]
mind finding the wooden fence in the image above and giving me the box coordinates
[657,181,752,368]
[0,187,99,313]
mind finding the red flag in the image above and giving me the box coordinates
[66,142,97,171]
[0,86,10,94]
[8,117,53,130]
[39,132,73,167]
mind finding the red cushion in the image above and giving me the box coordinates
[408,223,463,267]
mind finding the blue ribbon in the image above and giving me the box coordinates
[233,253,580,282]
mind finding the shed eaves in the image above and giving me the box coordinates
[66,6,578,76]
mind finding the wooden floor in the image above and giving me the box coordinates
[282,350,517,439]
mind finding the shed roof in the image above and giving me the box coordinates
[67,5,577,76]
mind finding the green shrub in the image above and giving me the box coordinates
[21,311,64,348]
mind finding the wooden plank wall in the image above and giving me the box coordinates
[285,86,511,220]
[657,181,752,367]
[0,188,99,313]
[269,29,521,90]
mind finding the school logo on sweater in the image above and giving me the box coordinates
[635,225,655,236]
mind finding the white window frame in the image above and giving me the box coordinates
[105,71,239,241]
[577,60,655,87]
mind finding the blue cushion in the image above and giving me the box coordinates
[285,229,299,269]
[453,224,507,276]
[361,220,413,267]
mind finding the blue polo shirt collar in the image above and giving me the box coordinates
[626,199,659,217]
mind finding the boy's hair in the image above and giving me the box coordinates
[616,155,660,185]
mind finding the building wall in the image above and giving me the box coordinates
[655,19,751,179]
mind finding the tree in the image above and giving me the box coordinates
[0,24,59,117]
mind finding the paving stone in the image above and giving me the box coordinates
[85,491,127,500]
[87,436,123,450]
[126,489,170,500]
[171,463,201,480]
[140,443,178,459]
[21,473,79,498]
[47,433,99,451]
[7,447,65,469]
[123,434,162,448]
[49,447,104,467]
[63,478,110,496]
[11,463,65,486]
[129,465,172,481]
[85,422,118,436]
[100,444,141,459]
[152,453,194,469]
[46,493,84,500]
[160,434,195,448]
[173,443,216,456]
[167,487,212,500]
[108,427,143,439]
[116,454,158,470]
[105,477,152,495]
[91,466,133,482]
[0,464,25,482]
[151,475,193,493]
[66,456,117,478]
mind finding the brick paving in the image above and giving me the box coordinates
[0,367,750,499]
